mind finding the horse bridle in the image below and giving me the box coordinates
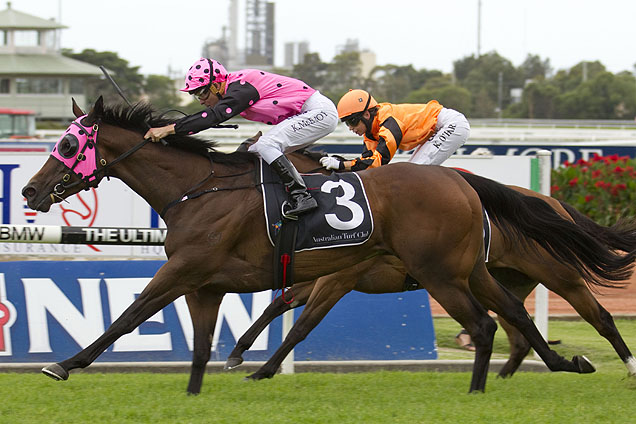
[50,116,151,201]
[52,116,258,218]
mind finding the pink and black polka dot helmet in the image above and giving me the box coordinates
[180,58,228,92]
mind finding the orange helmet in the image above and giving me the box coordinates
[337,89,378,121]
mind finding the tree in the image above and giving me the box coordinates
[453,52,523,118]
[321,51,363,102]
[521,79,559,119]
[519,54,552,81]
[368,65,443,103]
[290,53,328,89]
[404,75,472,115]
[62,49,144,105]
[555,70,636,119]
[552,60,606,93]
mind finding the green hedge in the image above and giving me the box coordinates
[551,154,636,226]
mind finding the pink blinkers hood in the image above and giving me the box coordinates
[181,58,228,92]
[51,115,101,182]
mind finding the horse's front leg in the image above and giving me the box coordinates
[41,260,195,381]
[185,287,224,395]
[245,275,357,381]
[225,280,315,370]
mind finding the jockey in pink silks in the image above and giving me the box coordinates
[145,58,338,218]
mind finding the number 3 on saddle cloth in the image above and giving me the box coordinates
[259,159,374,290]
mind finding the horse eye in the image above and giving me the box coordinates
[59,134,80,158]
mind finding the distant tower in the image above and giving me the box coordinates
[297,41,309,64]
[284,42,295,68]
[227,0,240,69]
[201,26,229,65]
[284,41,310,69]
[245,0,275,67]
[337,39,376,78]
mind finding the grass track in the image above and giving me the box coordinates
[2,318,636,423]
[2,371,636,423]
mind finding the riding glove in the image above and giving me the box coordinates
[320,156,345,171]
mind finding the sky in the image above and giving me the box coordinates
[7,0,636,77]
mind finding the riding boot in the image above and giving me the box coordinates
[270,155,318,218]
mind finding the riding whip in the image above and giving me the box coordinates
[99,66,168,145]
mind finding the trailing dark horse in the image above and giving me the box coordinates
[23,98,622,394]
[222,148,636,385]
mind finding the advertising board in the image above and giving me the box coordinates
[0,261,436,362]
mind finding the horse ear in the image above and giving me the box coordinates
[86,96,105,123]
[71,98,85,118]
[93,96,105,117]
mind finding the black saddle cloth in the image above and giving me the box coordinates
[259,159,373,252]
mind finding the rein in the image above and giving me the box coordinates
[159,155,329,217]
[159,164,260,218]
[52,116,275,220]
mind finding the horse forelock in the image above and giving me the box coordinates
[97,101,254,164]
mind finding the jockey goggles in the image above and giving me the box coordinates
[190,85,211,100]
[343,113,363,128]
[341,93,373,127]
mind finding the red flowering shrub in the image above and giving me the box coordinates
[551,154,636,226]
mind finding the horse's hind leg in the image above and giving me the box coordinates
[185,287,224,395]
[245,274,358,381]
[554,282,636,376]
[469,262,595,374]
[422,279,498,393]
[225,280,315,370]
[489,268,537,378]
[496,316,532,377]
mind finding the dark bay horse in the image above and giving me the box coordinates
[22,98,616,394]
[223,148,636,385]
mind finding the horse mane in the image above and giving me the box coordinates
[298,148,326,161]
[99,101,255,165]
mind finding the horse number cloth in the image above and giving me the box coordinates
[260,159,373,251]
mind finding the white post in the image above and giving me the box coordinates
[534,150,552,357]
[280,309,294,374]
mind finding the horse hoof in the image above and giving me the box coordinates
[243,372,271,382]
[573,355,596,374]
[42,363,69,381]
[224,357,244,370]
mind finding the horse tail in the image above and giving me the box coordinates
[558,200,636,253]
[456,170,635,289]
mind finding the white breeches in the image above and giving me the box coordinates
[408,108,470,166]
[248,91,338,164]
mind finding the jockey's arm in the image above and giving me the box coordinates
[174,83,259,134]
[350,121,403,171]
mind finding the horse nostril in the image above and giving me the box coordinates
[22,185,36,200]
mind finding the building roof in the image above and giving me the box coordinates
[0,2,66,30]
[0,54,102,76]
[0,108,34,115]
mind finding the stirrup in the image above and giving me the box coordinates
[281,201,299,221]
[281,197,317,220]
